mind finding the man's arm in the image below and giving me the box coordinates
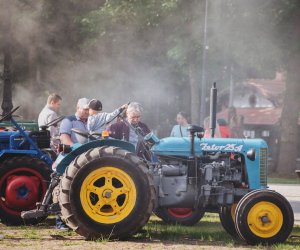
[87,115,96,132]
[59,117,74,146]
[60,133,74,146]
[47,112,59,138]
[104,104,128,124]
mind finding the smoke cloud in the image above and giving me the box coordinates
[1,0,281,135]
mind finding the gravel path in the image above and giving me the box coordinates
[269,184,300,225]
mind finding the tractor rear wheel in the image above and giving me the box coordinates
[0,156,51,225]
[59,146,155,240]
[219,204,238,237]
[235,189,294,245]
[156,207,205,226]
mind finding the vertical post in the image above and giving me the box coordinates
[1,0,13,118]
[200,0,209,125]
[229,65,234,107]
[209,82,217,138]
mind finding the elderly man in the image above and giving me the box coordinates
[108,102,150,156]
[59,97,90,145]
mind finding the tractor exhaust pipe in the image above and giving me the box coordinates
[209,82,217,138]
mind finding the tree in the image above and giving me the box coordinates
[80,0,214,124]
[1,0,13,117]
[272,0,300,176]
[206,0,300,175]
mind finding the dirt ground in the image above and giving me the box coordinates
[0,218,253,250]
[1,216,300,250]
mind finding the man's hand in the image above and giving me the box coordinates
[120,103,128,112]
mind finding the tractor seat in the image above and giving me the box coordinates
[187,125,204,134]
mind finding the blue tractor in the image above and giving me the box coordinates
[22,84,294,245]
[0,107,58,225]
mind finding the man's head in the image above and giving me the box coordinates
[126,102,142,125]
[76,98,90,120]
[88,99,102,115]
[176,112,188,126]
[47,93,62,112]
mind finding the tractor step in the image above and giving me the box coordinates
[48,202,61,214]
[21,209,47,220]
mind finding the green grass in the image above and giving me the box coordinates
[140,214,300,249]
[1,214,300,249]
[143,214,232,242]
[268,176,300,184]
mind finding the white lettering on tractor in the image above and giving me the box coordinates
[200,143,243,152]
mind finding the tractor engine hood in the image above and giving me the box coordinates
[151,137,268,157]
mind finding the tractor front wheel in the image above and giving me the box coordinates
[59,146,155,240]
[0,157,51,225]
[235,190,294,245]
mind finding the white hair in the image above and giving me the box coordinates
[127,102,143,114]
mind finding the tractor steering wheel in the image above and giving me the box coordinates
[71,128,97,141]
[0,106,20,123]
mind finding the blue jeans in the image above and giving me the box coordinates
[56,215,67,229]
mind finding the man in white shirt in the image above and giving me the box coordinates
[38,93,62,143]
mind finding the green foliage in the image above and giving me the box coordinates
[1,0,300,127]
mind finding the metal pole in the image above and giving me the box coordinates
[229,65,234,107]
[209,82,217,138]
[200,0,209,125]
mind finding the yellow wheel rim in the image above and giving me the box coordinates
[247,201,283,238]
[80,166,137,224]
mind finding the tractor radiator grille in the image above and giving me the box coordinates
[259,148,268,186]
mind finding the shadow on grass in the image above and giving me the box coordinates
[130,218,300,249]
[132,219,244,248]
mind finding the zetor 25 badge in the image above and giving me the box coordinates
[200,143,243,152]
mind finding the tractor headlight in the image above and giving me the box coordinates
[246,148,256,161]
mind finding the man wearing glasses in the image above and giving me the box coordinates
[108,102,150,156]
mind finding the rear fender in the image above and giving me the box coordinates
[55,139,135,174]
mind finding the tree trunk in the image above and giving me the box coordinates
[277,55,300,176]
[1,0,13,118]
[277,8,300,177]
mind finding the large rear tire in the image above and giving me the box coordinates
[0,157,51,225]
[59,146,155,240]
[235,189,294,245]
[155,207,205,226]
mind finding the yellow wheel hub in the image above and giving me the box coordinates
[247,201,283,238]
[80,166,136,224]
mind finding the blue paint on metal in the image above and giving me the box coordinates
[151,137,268,189]
[0,117,53,167]
[9,119,52,165]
